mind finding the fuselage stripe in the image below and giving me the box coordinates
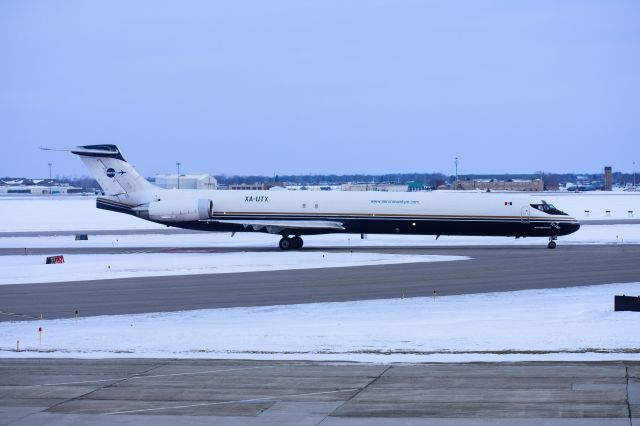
[206,212,575,221]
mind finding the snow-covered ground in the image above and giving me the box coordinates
[537,192,640,220]
[0,196,164,232]
[1,282,638,362]
[1,192,639,233]
[0,252,468,285]
[1,195,638,362]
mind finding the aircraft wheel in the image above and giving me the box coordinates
[279,237,292,251]
[547,241,557,249]
[292,236,303,250]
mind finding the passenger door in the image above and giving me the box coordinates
[521,206,530,224]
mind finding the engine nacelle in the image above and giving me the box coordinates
[147,199,213,222]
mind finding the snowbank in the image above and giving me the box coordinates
[1,282,638,362]
[541,192,640,221]
[0,252,468,285]
[0,196,163,232]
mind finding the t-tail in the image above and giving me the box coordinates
[41,144,160,214]
[68,145,157,197]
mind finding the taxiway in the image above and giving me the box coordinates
[1,245,639,321]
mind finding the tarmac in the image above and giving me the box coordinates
[1,245,640,321]
[2,238,639,424]
[0,359,638,425]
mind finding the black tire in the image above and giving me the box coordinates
[291,236,303,250]
[279,237,292,250]
[547,241,557,249]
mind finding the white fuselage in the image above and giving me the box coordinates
[102,187,579,239]
[64,144,580,247]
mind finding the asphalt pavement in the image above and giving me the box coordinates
[1,245,639,321]
[2,238,639,425]
[0,359,638,425]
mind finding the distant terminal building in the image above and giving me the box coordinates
[340,182,424,192]
[286,185,338,191]
[228,182,286,190]
[229,183,264,190]
[0,178,85,195]
[340,183,375,191]
[407,181,427,192]
[453,179,544,191]
[544,180,561,191]
[155,174,217,190]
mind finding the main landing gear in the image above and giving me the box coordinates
[279,236,304,250]
[547,236,557,249]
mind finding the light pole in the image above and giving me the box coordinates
[454,157,459,189]
[48,163,52,195]
[176,162,181,189]
[634,161,636,189]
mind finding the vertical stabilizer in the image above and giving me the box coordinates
[69,145,157,196]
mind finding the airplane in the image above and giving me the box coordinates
[43,144,580,249]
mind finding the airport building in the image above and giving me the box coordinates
[228,183,264,190]
[0,179,85,195]
[452,178,544,191]
[340,183,416,192]
[228,182,286,190]
[154,174,218,190]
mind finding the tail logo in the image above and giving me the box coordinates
[105,168,116,178]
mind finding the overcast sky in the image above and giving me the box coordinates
[1,1,639,178]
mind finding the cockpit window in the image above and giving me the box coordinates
[530,203,568,216]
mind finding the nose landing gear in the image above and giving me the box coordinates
[279,235,304,250]
[547,236,557,249]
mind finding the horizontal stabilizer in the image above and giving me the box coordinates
[41,145,125,161]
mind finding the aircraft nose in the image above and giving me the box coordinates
[567,219,580,234]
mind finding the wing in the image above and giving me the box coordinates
[202,219,345,234]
